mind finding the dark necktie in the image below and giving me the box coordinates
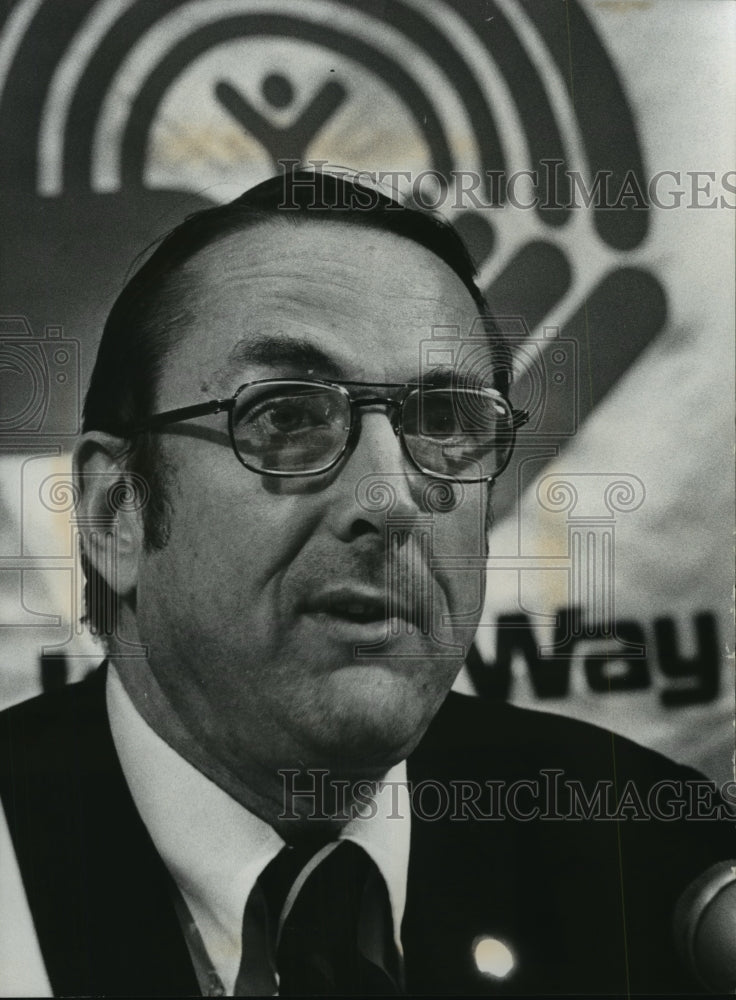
[235,840,403,995]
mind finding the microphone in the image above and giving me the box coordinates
[673,860,736,992]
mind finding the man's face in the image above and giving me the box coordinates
[134,219,490,784]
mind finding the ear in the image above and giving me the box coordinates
[72,432,145,598]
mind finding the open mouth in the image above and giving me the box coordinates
[323,595,389,623]
[302,588,419,627]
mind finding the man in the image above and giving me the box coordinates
[0,169,733,996]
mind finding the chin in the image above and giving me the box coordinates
[309,665,449,770]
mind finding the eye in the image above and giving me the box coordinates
[421,394,460,435]
[260,398,324,434]
[242,390,335,433]
[232,385,350,473]
[404,389,466,439]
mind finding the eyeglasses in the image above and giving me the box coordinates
[125,378,528,482]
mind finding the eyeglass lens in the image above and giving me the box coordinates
[233,384,350,473]
[402,387,513,480]
[231,382,513,479]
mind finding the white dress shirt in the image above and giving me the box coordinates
[106,665,411,996]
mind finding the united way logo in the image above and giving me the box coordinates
[1,0,665,451]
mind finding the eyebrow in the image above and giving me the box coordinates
[214,340,497,391]
[215,335,343,387]
[419,366,496,390]
[420,366,455,387]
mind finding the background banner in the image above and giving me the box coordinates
[0,0,733,783]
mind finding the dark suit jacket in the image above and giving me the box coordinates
[0,665,732,995]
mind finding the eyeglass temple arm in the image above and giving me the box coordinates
[125,398,235,435]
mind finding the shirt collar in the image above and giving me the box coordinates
[106,664,410,994]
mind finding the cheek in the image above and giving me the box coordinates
[140,472,320,632]
[162,457,272,571]
[430,482,488,553]
[431,483,488,617]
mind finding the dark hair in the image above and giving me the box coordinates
[80,167,511,641]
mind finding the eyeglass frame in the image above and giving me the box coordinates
[121,377,529,483]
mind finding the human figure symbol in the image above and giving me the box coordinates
[215,72,348,167]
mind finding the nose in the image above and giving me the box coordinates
[325,408,422,541]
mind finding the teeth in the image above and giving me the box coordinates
[324,599,387,621]
[337,603,381,620]
[313,595,416,622]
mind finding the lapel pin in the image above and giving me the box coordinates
[473,936,515,979]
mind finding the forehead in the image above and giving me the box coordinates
[159,218,483,401]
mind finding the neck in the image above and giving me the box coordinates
[109,656,390,839]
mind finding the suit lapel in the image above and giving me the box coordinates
[1,665,198,997]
